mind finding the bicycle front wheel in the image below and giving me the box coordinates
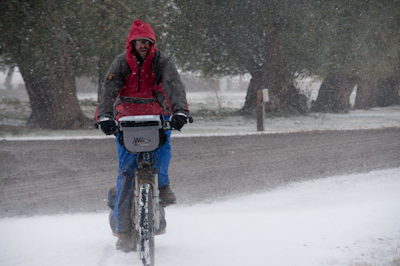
[139,183,155,266]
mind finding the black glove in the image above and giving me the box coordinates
[170,111,190,130]
[98,115,118,135]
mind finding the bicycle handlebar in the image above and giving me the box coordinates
[161,115,193,131]
[115,114,193,133]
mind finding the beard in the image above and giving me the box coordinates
[137,47,149,59]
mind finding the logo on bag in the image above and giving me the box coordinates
[133,137,151,146]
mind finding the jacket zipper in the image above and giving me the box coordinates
[138,71,141,92]
[136,56,142,93]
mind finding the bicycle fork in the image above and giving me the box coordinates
[133,166,161,233]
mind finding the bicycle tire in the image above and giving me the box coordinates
[139,183,155,266]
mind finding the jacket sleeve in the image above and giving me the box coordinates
[97,53,130,119]
[160,53,189,114]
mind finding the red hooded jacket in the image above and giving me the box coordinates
[115,20,169,119]
[97,20,189,122]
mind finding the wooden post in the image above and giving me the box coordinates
[257,90,264,131]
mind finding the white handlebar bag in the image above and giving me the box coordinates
[119,115,163,153]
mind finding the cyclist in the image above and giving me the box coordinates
[97,19,190,252]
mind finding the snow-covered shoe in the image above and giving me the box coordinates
[109,211,118,236]
[155,206,167,235]
[159,182,176,206]
[116,232,133,253]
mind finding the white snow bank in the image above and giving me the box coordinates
[1,168,399,266]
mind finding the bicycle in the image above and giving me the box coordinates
[108,114,192,266]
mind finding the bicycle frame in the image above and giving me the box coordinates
[116,114,191,265]
[119,115,168,265]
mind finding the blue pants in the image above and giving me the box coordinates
[114,131,171,233]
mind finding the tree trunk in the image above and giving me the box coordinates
[20,67,53,127]
[19,45,92,129]
[239,70,309,116]
[263,8,288,113]
[375,77,400,107]
[286,84,309,115]
[4,66,15,90]
[311,72,357,113]
[354,77,400,109]
[238,67,263,114]
[258,5,307,115]
[17,1,92,129]
[354,79,373,109]
[239,43,309,116]
[238,4,309,116]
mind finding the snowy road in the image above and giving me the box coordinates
[1,128,400,218]
[1,168,399,266]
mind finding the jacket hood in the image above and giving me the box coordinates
[126,20,156,54]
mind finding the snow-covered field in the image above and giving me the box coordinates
[1,168,399,266]
[182,91,400,136]
[1,91,400,140]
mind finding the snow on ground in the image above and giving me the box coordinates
[1,91,400,140]
[182,91,400,136]
[1,168,399,266]
[1,90,400,265]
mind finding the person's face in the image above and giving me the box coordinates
[134,39,151,59]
